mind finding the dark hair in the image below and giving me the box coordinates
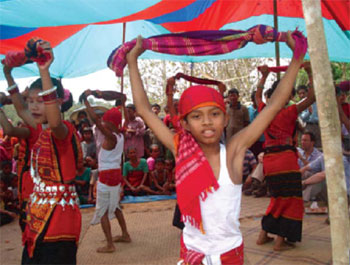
[297,85,308,93]
[115,99,122,107]
[155,157,165,164]
[61,91,73,113]
[29,78,64,99]
[228,88,239,96]
[1,160,12,168]
[126,103,136,111]
[343,135,350,152]
[250,90,256,102]
[77,111,87,118]
[151,103,161,109]
[335,86,341,96]
[302,131,316,142]
[29,78,73,112]
[127,146,137,153]
[266,80,280,98]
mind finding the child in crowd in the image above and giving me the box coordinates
[146,144,161,171]
[80,126,97,159]
[141,158,172,195]
[123,146,149,196]
[82,90,131,253]
[75,160,91,205]
[164,159,176,192]
[126,32,305,264]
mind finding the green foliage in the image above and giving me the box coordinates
[1,105,21,125]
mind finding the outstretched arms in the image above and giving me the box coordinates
[126,37,175,155]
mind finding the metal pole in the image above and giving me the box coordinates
[273,0,281,80]
[302,1,350,264]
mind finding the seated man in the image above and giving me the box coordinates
[301,135,350,203]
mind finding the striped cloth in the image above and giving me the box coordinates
[107,24,307,77]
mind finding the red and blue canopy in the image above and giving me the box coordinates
[1,0,349,79]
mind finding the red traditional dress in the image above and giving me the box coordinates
[259,103,303,242]
[17,124,42,232]
[22,121,83,263]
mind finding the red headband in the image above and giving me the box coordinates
[178,85,226,119]
[102,107,122,129]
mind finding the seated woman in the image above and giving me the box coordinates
[122,146,148,196]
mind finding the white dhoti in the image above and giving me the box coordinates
[91,181,122,225]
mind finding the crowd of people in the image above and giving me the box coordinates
[0,33,349,264]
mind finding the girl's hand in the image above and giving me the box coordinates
[126,36,145,61]
[36,41,54,70]
[286,31,296,52]
[258,65,269,76]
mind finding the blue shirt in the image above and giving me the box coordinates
[247,105,264,142]
[309,154,350,195]
[297,147,322,168]
[299,102,318,124]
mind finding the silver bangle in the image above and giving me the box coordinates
[6,84,18,92]
[38,86,57,96]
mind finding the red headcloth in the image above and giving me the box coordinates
[178,85,226,119]
[175,85,225,233]
[102,107,122,129]
[339,80,350,92]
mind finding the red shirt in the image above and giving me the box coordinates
[259,102,298,147]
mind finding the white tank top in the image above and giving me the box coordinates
[98,133,124,171]
[183,144,243,256]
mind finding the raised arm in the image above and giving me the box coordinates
[126,37,175,154]
[227,32,306,184]
[296,62,315,113]
[2,65,37,128]
[82,91,116,146]
[37,41,68,140]
[166,77,177,118]
[0,108,30,138]
[256,65,270,106]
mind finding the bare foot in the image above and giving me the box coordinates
[256,231,274,245]
[273,240,295,251]
[113,235,131,243]
[96,245,116,253]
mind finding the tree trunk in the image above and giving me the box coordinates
[301,1,350,264]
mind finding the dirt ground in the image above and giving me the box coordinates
[0,196,332,265]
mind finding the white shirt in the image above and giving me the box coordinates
[183,144,243,259]
[98,133,124,171]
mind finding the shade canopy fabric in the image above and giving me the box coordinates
[1,0,349,79]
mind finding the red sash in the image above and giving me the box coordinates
[99,169,122,186]
[180,235,244,265]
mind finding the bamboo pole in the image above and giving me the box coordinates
[301,1,350,264]
[273,0,281,80]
